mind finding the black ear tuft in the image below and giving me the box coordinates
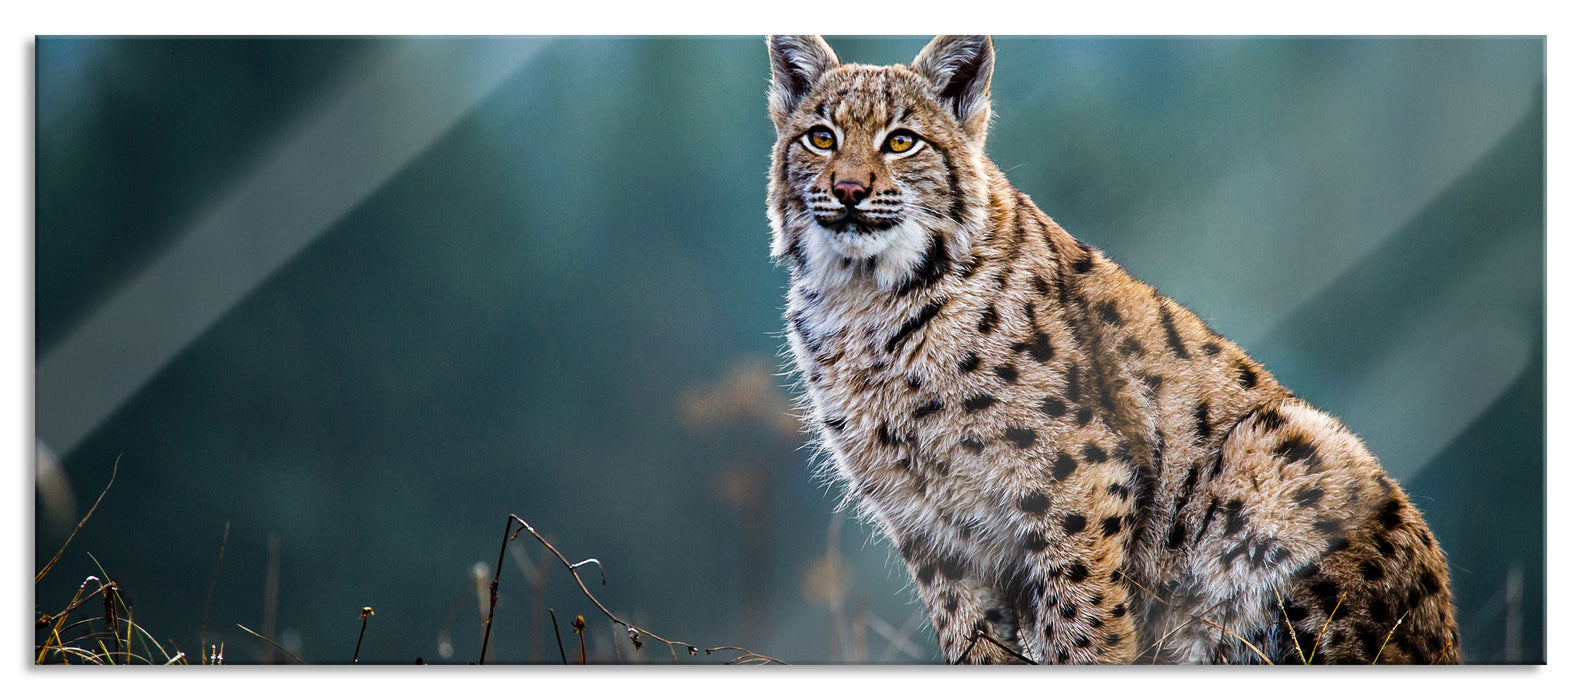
[912,36,994,142]
[768,35,839,129]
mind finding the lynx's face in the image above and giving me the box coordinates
[767,36,995,292]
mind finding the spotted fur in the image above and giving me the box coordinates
[766,35,1458,664]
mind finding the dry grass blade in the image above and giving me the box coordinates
[36,456,118,585]
[1372,613,1407,664]
[1120,571,1273,665]
[235,624,306,664]
[1310,593,1347,664]
[200,521,230,663]
[705,646,788,665]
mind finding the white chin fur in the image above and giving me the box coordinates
[799,215,934,292]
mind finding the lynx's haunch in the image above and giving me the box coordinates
[766,35,1459,664]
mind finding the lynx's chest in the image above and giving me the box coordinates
[786,274,1139,549]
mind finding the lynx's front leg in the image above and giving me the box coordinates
[887,526,1027,663]
[1013,519,1140,664]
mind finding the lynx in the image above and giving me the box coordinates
[766,35,1459,664]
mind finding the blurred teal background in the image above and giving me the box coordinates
[34,36,1544,664]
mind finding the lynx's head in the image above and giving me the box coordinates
[767,35,995,293]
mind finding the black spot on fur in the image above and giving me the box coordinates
[1236,360,1258,388]
[1194,497,1221,545]
[1223,499,1246,537]
[1060,602,1078,619]
[1083,444,1107,463]
[1040,396,1067,417]
[1285,604,1311,623]
[1067,563,1089,583]
[1195,402,1212,441]
[1360,560,1385,581]
[877,423,904,446]
[823,416,846,432]
[895,232,951,296]
[1202,342,1222,356]
[977,305,1000,334]
[1377,498,1404,530]
[1062,513,1087,534]
[939,555,967,581]
[1019,492,1051,516]
[1005,427,1037,449]
[1368,600,1394,623]
[1420,571,1442,595]
[1074,408,1093,427]
[1050,453,1079,481]
[1373,533,1397,559]
[1142,374,1164,396]
[885,298,946,354]
[1107,483,1130,500]
[1118,337,1144,357]
[1023,332,1055,362]
[1111,604,1126,618]
[1293,562,1320,580]
[1325,537,1350,554]
[995,364,1019,383]
[1220,538,1250,568]
[1294,487,1325,508]
[1275,435,1319,466]
[1166,522,1186,549]
[1072,246,1094,273]
[957,351,981,373]
[961,436,984,454]
[964,393,997,413]
[1101,517,1123,537]
[1097,300,1123,326]
[984,608,1003,623]
[1157,302,1190,359]
[1252,406,1286,433]
[913,399,944,419]
[1313,519,1342,535]
[1311,579,1339,600]
[1074,635,1092,648]
[917,562,937,582]
[1022,531,1049,552]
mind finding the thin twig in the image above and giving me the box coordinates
[37,456,118,585]
[705,646,789,665]
[549,608,568,665]
[488,515,709,663]
[951,628,1035,665]
[200,521,230,663]
[354,607,375,664]
[235,624,306,664]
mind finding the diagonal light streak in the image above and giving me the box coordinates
[36,38,549,457]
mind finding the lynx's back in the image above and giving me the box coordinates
[766,35,1458,664]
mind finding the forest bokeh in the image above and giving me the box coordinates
[34,36,1544,663]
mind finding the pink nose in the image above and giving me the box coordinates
[833,180,869,205]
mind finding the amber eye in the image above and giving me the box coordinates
[806,127,836,150]
[885,130,918,153]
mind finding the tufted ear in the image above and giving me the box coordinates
[767,35,839,129]
[912,35,994,143]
